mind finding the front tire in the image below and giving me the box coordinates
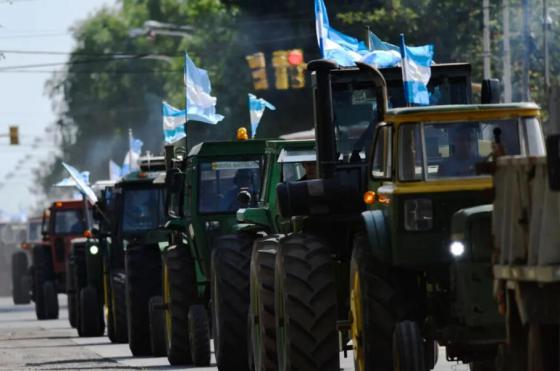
[275,233,339,371]
[125,244,162,356]
[393,321,426,371]
[250,236,279,371]
[110,271,128,343]
[149,296,167,356]
[32,245,52,320]
[211,233,254,371]
[78,286,104,337]
[188,304,211,366]
[164,245,197,365]
[42,281,59,319]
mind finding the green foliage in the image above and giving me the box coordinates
[42,0,243,189]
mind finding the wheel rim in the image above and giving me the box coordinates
[350,270,365,371]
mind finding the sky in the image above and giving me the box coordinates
[0,0,115,218]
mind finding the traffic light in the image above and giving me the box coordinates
[9,126,19,145]
[246,52,269,91]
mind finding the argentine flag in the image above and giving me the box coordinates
[315,0,368,67]
[249,94,276,138]
[122,135,143,176]
[185,52,224,125]
[162,101,186,143]
[55,170,90,188]
[109,160,122,181]
[399,34,434,106]
[61,163,98,204]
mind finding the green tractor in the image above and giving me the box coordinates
[163,138,267,369]
[66,180,115,337]
[271,59,524,371]
[113,157,169,356]
[234,139,317,370]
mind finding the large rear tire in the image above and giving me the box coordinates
[164,245,197,365]
[78,286,104,337]
[12,251,30,304]
[249,236,279,371]
[149,296,167,356]
[275,233,339,371]
[125,244,162,356]
[211,233,254,371]
[188,304,211,366]
[111,271,128,343]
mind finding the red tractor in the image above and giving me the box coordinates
[31,200,89,320]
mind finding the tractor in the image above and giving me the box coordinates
[163,138,266,369]
[31,200,89,320]
[112,156,169,356]
[66,180,116,338]
[271,59,516,371]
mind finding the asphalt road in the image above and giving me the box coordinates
[0,296,469,370]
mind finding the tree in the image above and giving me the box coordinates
[41,0,242,189]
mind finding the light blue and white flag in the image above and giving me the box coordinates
[248,94,276,138]
[369,31,399,52]
[109,160,122,181]
[55,171,90,187]
[399,34,434,106]
[185,52,224,125]
[162,101,186,143]
[61,163,98,204]
[314,0,368,67]
[122,135,143,176]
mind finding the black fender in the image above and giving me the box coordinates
[361,210,391,263]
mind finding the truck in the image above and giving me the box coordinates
[271,59,536,371]
[474,134,555,371]
[31,200,89,320]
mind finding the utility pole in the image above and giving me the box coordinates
[483,0,491,79]
[543,0,551,91]
[522,0,531,101]
[503,0,512,102]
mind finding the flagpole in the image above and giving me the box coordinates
[399,34,410,107]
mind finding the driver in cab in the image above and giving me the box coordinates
[222,169,256,212]
[438,126,482,177]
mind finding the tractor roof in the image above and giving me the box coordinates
[385,102,539,124]
[188,140,267,158]
[264,139,315,154]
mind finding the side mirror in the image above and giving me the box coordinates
[481,78,501,104]
[237,189,252,207]
[547,134,560,191]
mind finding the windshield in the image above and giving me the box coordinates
[28,221,42,241]
[53,209,86,234]
[198,159,262,214]
[332,84,378,160]
[398,117,544,180]
[278,149,317,182]
[122,188,165,233]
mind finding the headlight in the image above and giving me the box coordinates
[89,245,99,255]
[449,241,465,257]
[404,199,433,231]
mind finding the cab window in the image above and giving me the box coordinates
[371,125,392,179]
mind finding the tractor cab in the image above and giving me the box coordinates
[45,200,90,276]
[366,103,545,266]
[114,158,167,246]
